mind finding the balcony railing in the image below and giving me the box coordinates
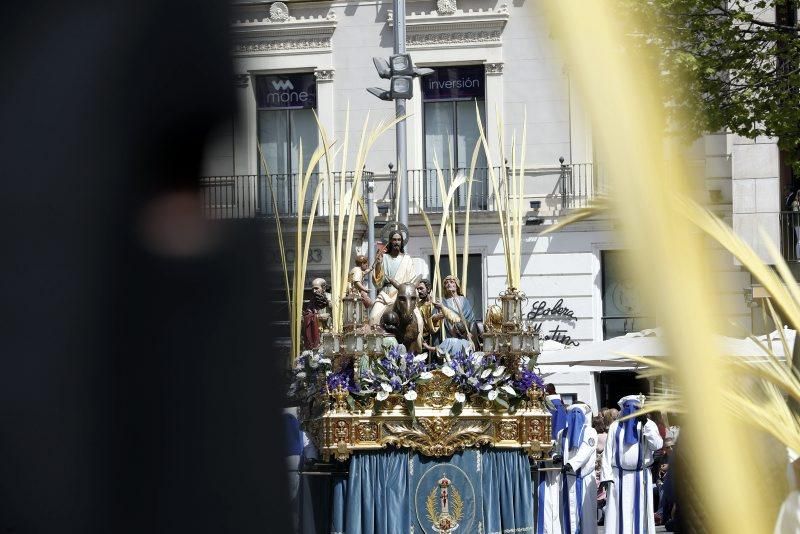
[376,161,606,217]
[559,158,609,210]
[780,211,800,262]
[386,167,498,213]
[200,172,373,219]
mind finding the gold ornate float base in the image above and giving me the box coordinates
[311,405,553,462]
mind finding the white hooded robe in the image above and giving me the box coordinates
[557,405,598,534]
[600,419,663,534]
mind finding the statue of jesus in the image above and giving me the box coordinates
[369,224,418,325]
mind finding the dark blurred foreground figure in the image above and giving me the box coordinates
[0,1,290,532]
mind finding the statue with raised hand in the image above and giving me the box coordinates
[369,222,417,325]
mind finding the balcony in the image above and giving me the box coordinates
[385,167,498,213]
[200,172,373,219]
[376,160,606,217]
[780,211,800,262]
[199,161,606,221]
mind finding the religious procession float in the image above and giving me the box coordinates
[276,119,560,533]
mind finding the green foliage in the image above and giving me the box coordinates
[620,0,800,165]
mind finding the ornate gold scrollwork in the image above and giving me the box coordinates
[381,417,493,457]
[416,371,456,409]
[356,421,378,442]
[498,420,519,441]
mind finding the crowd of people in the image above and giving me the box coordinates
[539,385,681,534]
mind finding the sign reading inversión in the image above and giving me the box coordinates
[256,73,317,110]
[422,65,485,101]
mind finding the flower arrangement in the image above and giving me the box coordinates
[358,345,431,401]
[287,346,545,415]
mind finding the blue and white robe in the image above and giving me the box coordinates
[600,420,663,534]
[557,425,597,534]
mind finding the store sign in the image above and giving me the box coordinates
[256,73,317,109]
[422,65,485,101]
[527,298,581,346]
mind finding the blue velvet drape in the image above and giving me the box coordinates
[341,450,410,534]
[481,449,535,534]
[304,448,533,534]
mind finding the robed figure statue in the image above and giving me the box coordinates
[369,224,418,325]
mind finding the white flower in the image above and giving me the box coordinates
[319,358,331,365]
[481,383,494,391]
[376,391,389,401]
[488,390,499,401]
[441,365,456,377]
[455,392,466,403]
[404,390,418,401]
[381,382,393,392]
[492,366,506,377]
[309,358,319,369]
[413,354,428,363]
[501,385,517,396]
[471,352,485,365]
[296,372,307,379]
[397,345,407,355]
[420,372,433,380]
[468,377,478,386]
[481,368,492,379]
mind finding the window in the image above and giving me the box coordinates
[428,254,483,321]
[255,73,319,215]
[422,66,488,210]
[600,250,654,339]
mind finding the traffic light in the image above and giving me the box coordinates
[367,53,433,100]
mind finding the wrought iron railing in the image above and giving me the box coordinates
[780,211,800,262]
[559,158,608,210]
[379,161,606,216]
[386,166,498,213]
[200,172,373,219]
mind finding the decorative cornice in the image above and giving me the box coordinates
[485,62,503,74]
[269,2,290,22]
[232,11,336,56]
[436,0,457,15]
[314,68,335,81]
[233,73,251,87]
[233,37,331,56]
[388,5,508,49]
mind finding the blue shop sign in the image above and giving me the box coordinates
[255,72,317,110]
[422,65,485,101]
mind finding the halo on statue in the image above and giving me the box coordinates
[379,221,409,248]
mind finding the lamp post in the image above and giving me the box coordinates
[393,0,408,227]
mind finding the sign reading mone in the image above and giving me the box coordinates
[256,73,317,110]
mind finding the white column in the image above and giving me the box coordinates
[485,63,504,159]
[234,72,257,175]
[731,135,780,263]
[315,68,335,215]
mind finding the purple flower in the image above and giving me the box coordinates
[326,366,358,394]
[512,368,544,393]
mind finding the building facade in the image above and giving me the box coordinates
[202,0,786,410]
